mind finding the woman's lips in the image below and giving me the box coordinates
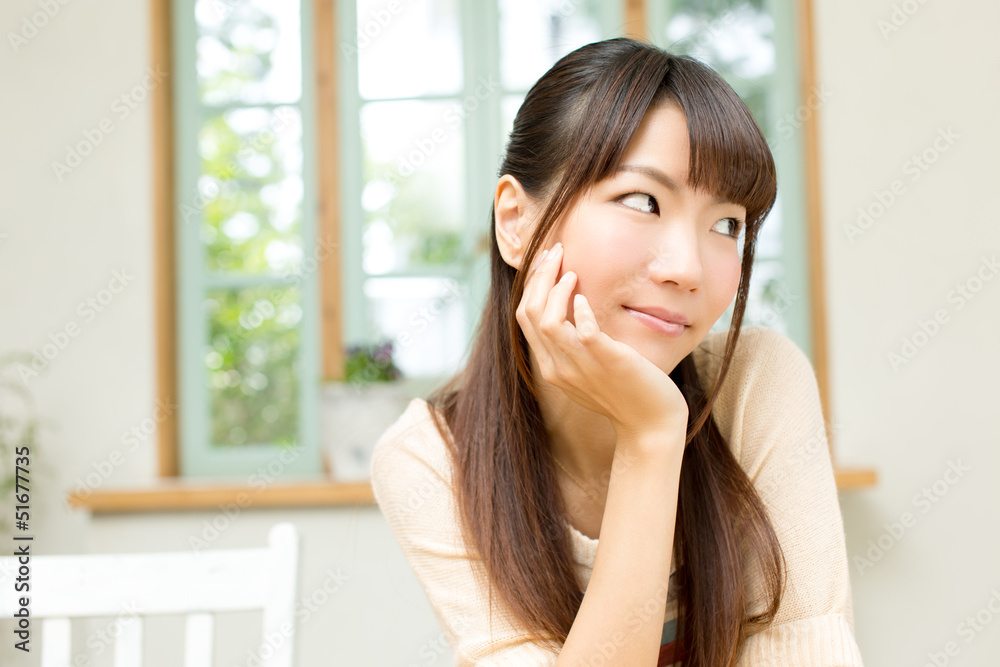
[623,306,689,337]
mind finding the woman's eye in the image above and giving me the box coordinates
[619,192,658,214]
[713,217,744,238]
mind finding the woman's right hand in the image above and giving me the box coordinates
[515,241,690,446]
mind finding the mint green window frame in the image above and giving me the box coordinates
[172,0,322,477]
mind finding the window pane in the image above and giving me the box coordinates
[355,0,462,99]
[198,106,304,274]
[659,1,774,131]
[360,100,465,274]
[364,277,468,378]
[204,286,301,446]
[755,194,782,260]
[744,260,793,336]
[194,0,302,106]
[498,0,602,92]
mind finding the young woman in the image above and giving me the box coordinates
[371,38,862,666]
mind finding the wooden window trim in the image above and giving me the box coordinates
[152,0,178,478]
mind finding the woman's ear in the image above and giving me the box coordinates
[494,174,539,270]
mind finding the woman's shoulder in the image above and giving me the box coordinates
[369,397,455,508]
[693,326,824,466]
[692,325,810,390]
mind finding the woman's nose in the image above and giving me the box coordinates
[645,226,703,290]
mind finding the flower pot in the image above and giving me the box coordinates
[320,380,414,481]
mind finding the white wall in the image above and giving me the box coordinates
[0,0,997,665]
[0,0,159,553]
[813,1,1000,666]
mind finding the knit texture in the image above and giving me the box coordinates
[371,326,864,666]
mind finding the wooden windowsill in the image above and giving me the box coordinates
[67,466,877,514]
[834,466,878,491]
[66,478,375,514]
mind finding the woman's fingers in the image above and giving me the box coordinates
[515,242,687,435]
[573,293,599,342]
[516,243,562,364]
[525,242,562,308]
[539,270,577,340]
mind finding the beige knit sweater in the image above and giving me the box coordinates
[371,326,864,665]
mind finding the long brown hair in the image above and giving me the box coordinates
[425,38,785,666]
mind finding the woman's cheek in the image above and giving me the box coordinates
[715,253,743,304]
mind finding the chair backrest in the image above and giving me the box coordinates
[0,522,299,667]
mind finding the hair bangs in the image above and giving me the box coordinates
[663,57,777,233]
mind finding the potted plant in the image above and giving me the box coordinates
[321,340,413,481]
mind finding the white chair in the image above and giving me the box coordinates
[0,522,299,667]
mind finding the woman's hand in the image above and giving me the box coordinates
[515,241,690,444]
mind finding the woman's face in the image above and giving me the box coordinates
[524,101,747,374]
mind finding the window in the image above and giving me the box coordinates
[172,0,321,477]
[166,0,823,479]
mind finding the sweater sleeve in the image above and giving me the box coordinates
[719,328,864,666]
[370,400,561,666]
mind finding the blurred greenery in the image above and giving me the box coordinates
[198,107,303,275]
[204,287,300,446]
[196,0,278,104]
[196,0,302,447]
[360,134,464,272]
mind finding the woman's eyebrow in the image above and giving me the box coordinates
[613,164,734,206]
